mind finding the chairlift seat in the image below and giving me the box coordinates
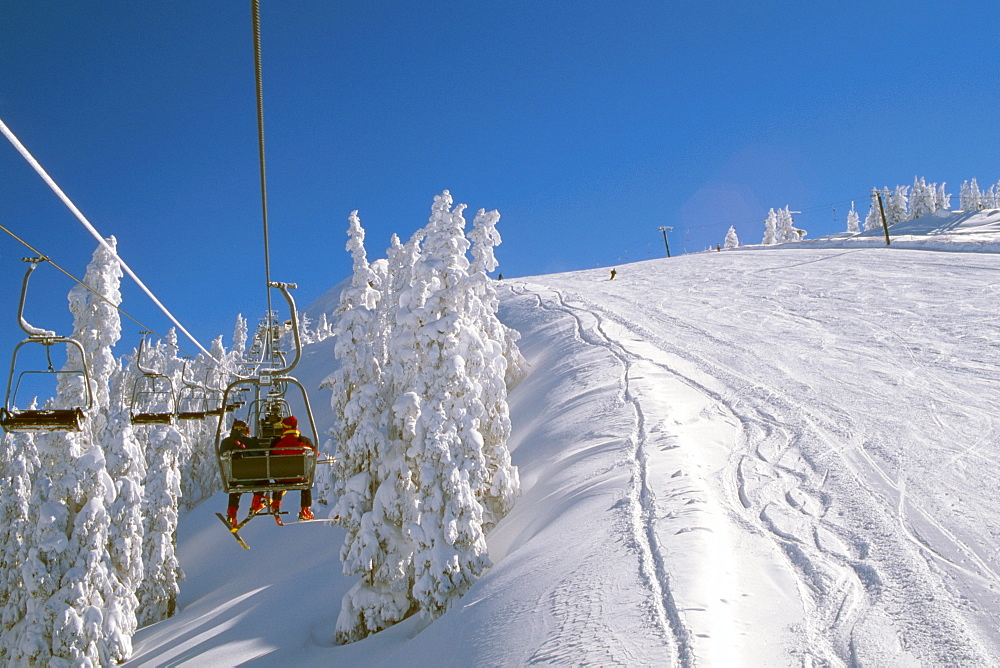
[221,448,316,493]
[177,411,208,421]
[131,412,175,425]
[1,407,85,433]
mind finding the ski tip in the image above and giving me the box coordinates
[216,512,252,549]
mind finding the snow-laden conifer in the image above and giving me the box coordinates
[327,210,411,643]
[762,208,778,245]
[0,430,38,661]
[984,183,1000,210]
[403,192,491,618]
[938,182,951,211]
[886,185,908,225]
[103,406,145,660]
[776,206,804,243]
[909,177,937,219]
[724,225,740,248]
[864,190,884,231]
[846,203,861,234]
[72,236,144,661]
[960,178,982,211]
[137,424,184,625]
[469,207,527,388]
[467,207,521,528]
[232,314,248,359]
[8,239,123,664]
[331,192,523,643]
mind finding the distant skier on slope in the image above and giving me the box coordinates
[220,419,267,526]
[269,415,317,521]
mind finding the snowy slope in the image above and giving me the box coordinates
[128,211,1000,666]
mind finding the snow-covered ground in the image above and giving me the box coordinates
[128,211,1000,666]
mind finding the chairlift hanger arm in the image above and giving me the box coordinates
[134,332,158,376]
[16,257,56,338]
[263,281,301,377]
[180,357,207,390]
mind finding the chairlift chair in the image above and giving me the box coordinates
[203,383,226,418]
[216,378,318,495]
[176,358,210,420]
[1,258,94,433]
[214,282,318,496]
[129,332,176,425]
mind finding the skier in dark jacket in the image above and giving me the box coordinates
[269,415,317,521]
[220,419,266,526]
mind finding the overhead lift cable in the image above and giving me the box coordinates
[0,116,221,365]
[252,0,274,336]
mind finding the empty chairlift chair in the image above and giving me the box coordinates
[176,358,210,421]
[129,332,177,425]
[1,257,94,434]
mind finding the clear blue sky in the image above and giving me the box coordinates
[2,1,998,362]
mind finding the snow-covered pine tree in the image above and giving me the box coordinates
[232,314,248,359]
[147,330,203,510]
[886,185,908,225]
[71,236,140,662]
[8,239,123,664]
[938,182,951,211]
[909,177,934,220]
[69,236,146,661]
[315,312,333,342]
[777,206,804,242]
[332,193,523,642]
[0,430,38,662]
[339,230,427,638]
[724,225,739,248]
[469,207,527,388]
[136,423,184,626]
[776,207,792,242]
[103,406,146,661]
[846,203,860,234]
[467,207,521,528]
[864,190,884,231]
[762,208,778,245]
[960,178,982,211]
[985,183,1000,210]
[405,192,491,619]
[327,210,412,643]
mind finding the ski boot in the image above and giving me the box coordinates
[249,493,266,515]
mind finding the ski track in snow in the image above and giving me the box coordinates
[514,285,691,665]
[510,246,1000,666]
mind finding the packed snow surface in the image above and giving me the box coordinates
[129,211,1000,666]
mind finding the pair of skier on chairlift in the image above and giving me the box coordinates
[220,414,316,526]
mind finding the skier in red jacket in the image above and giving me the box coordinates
[269,415,317,521]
